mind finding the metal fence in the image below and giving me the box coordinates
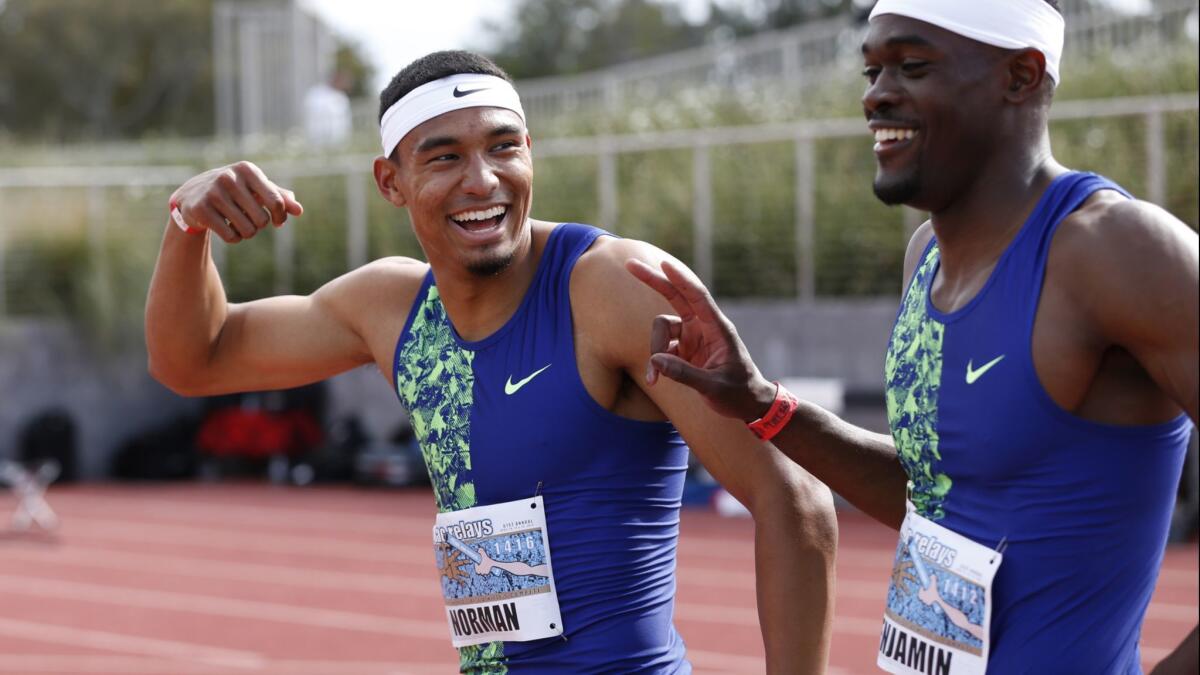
[516,0,1200,124]
[213,0,338,138]
[0,93,1195,324]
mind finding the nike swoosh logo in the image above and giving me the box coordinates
[505,364,551,395]
[453,86,488,98]
[965,355,1005,384]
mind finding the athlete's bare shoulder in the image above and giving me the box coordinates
[570,233,678,363]
[1049,189,1198,357]
[1051,190,1197,292]
[314,256,429,356]
[572,232,665,294]
[319,256,428,310]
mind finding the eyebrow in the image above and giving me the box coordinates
[416,135,458,154]
[861,34,936,54]
[414,124,523,154]
[489,123,523,138]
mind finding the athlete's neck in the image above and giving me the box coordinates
[432,220,546,343]
[927,134,1064,282]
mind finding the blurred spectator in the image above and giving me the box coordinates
[302,70,353,147]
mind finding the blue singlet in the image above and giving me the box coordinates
[886,171,1193,673]
[392,223,691,674]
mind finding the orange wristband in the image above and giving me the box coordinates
[168,197,202,235]
[747,382,799,441]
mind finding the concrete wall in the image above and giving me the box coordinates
[726,298,899,395]
[0,321,196,478]
[0,299,900,479]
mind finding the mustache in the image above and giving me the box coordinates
[864,110,920,126]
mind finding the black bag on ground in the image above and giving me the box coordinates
[110,416,200,481]
[17,408,79,483]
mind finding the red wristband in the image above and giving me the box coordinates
[168,197,202,235]
[747,382,799,441]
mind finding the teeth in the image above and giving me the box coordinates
[451,205,506,223]
[873,129,916,142]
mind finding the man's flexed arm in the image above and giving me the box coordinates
[145,161,370,397]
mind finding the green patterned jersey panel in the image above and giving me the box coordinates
[394,284,505,670]
[885,245,951,520]
[460,642,508,674]
[396,284,478,513]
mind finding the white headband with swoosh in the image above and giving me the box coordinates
[380,73,526,157]
[869,0,1065,85]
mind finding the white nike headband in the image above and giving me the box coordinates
[869,0,1065,85]
[380,73,526,157]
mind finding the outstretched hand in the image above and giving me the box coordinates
[625,258,777,422]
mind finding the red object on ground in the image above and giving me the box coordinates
[196,409,322,458]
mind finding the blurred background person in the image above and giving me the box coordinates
[302,69,353,148]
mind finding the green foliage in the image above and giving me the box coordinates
[292,176,350,296]
[490,0,717,78]
[811,137,906,296]
[0,0,374,144]
[613,149,695,264]
[0,0,215,141]
[1166,113,1200,229]
[712,143,798,296]
[335,44,376,100]
[1,47,1196,338]
[530,156,602,226]
[489,0,870,80]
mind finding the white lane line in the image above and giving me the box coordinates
[0,545,440,599]
[686,648,859,675]
[685,648,765,672]
[49,494,431,535]
[831,616,891,637]
[0,654,453,674]
[0,618,263,670]
[1,546,893,632]
[54,515,902,597]
[679,537,891,564]
[1156,568,1200,588]
[1145,603,1200,623]
[57,516,427,564]
[676,602,760,626]
[676,567,756,589]
[0,574,449,640]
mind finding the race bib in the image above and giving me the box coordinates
[877,503,1002,675]
[433,496,564,647]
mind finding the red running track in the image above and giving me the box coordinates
[0,484,1194,674]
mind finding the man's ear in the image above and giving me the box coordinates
[373,156,407,207]
[1004,49,1048,103]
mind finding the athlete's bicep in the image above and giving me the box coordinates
[198,259,421,396]
[205,291,371,394]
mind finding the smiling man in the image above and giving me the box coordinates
[144,51,836,673]
[627,1,1198,673]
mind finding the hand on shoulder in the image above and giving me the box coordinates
[573,235,775,421]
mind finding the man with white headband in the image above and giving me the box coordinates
[145,50,837,673]
[628,1,1198,673]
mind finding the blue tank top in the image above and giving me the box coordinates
[392,223,691,674]
[885,171,1193,673]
